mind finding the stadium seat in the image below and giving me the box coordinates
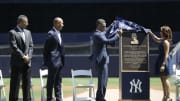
[0,70,6,101]
[39,69,48,101]
[71,69,95,101]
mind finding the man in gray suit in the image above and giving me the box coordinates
[90,19,123,101]
[9,15,33,101]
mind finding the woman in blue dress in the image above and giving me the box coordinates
[148,25,173,101]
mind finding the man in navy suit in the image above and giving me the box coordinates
[90,19,123,101]
[43,17,65,101]
[9,15,33,101]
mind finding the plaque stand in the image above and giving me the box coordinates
[118,32,150,101]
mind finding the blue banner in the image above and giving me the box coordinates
[110,17,150,34]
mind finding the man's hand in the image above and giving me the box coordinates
[117,29,123,36]
[23,55,30,64]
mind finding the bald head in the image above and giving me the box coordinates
[53,17,64,31]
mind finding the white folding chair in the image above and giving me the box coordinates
[0,70,6,101]
[30,81,35,101]
[71,69,95,101]
[39,69,48,101]
[174,64,180,101]
[18,78,34,101]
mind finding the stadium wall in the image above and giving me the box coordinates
[0,32,179,77]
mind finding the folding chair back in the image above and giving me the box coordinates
[0,70,6,101]
[39,69,48,101]
[174,64,180,101]
[18,78,34,101]
[71,69,95,101]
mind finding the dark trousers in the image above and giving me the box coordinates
[96,63,108,101]
[47,67,63,101]
[9,64,31,101]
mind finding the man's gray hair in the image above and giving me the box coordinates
[96,18,106,27]
[17,15,28,24]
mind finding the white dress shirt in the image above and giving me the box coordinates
[53,27,62,45]
[17,26,25,42]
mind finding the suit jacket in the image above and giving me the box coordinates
[43,28,65,68]
[166,42,180,71]
[90,29,119,65]
[9,27,33,67]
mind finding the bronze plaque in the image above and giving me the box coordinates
[122,32,149,71]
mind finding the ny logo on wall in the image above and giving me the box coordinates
[129,78,142,93]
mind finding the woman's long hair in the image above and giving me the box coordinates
[160,25,173,44]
